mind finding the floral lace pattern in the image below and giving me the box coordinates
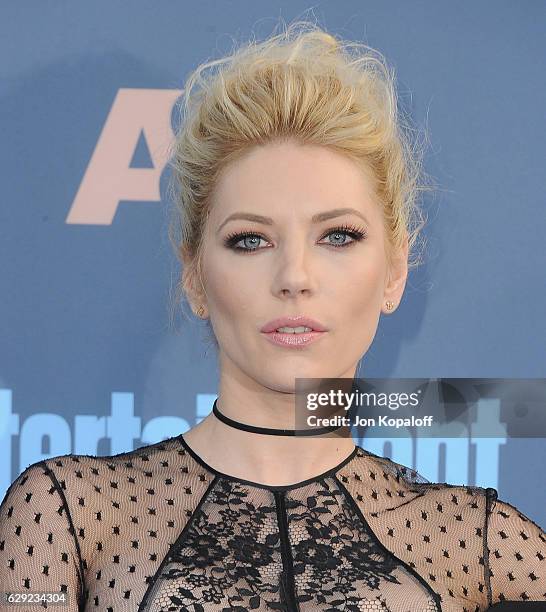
[145,475,439,611]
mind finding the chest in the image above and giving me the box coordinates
[137,478,441,612]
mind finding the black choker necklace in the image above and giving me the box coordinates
[212,398,344,436]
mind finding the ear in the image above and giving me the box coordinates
[180,244,207,314]
[382,234,408,314]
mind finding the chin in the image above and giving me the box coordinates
[262,372,324,393]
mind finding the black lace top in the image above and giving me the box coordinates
[0,434,544,611]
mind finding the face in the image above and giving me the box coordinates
[186,140,407,393]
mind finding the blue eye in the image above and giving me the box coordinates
[323,227,365,247]
[223,224,367,254]
[226,234,267,252]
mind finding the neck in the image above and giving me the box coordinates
[183,392,357,487]
[212,397,344,436]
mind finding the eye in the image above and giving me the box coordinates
[319,224,367,248]
[223,223,367,254]
[223,232,268,253]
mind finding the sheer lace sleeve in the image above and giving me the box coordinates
[0,461,84,610]
[486,487,546,606]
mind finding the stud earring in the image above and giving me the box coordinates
[385,301,395,312]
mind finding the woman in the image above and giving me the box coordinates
[1,20,544,612]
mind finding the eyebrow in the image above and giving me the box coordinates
[217,207,370,233]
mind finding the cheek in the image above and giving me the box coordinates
[336,251,386,316]
[201,251,259,322]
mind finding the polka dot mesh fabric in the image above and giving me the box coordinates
[0,435,544,611]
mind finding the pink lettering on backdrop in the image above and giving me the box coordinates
[66,88,182,225]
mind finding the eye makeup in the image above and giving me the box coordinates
[223,223,368,254]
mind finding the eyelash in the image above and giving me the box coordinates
[223,223,368,253]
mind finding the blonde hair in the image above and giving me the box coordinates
[166,18,431,335]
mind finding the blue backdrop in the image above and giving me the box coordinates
[1,2,545,527]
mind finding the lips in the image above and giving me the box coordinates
[260,316,328,333]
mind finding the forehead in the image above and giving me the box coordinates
[209,141,381,225]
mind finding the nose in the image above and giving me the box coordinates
[272,240,318,298]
